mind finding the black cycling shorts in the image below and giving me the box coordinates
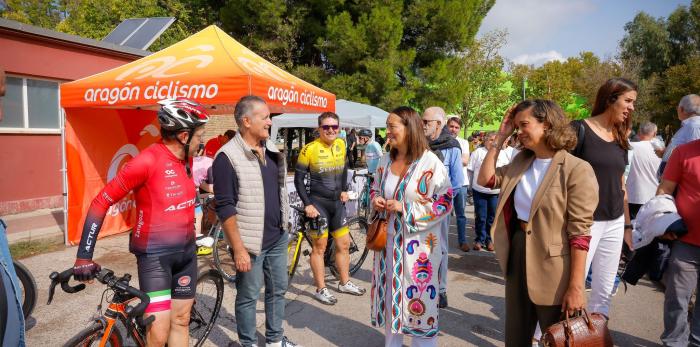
[136,242,197,313]
[309,196,348,239]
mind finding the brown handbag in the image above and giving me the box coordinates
[366,211,388,251]
[366,165,408,251]
[542,309,613,347]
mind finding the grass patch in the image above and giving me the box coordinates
[10,238,65,259]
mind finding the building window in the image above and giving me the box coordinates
[1,75,60,132]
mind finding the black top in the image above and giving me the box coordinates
[213,150,283,250]
[575,120,628,221]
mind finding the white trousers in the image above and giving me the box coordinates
[584,215,625,316]
[438,218,449,293]
[384,235,438,347]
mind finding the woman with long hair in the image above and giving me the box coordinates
[573,78,637,317]
[478,99,598,345]
[370,106,453,347]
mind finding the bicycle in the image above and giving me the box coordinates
[47,267,224,347]
[287,205,369,283]
[196,194,236,282]
[351,171,374,220]
[13,259,37,319]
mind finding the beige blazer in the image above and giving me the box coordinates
[490,149,598,305]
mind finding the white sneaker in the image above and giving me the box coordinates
[338,280,366,296]
[267,336,302,347]
[314,287,337,305]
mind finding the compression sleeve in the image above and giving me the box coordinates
[76,154,150,259]
[294,145,313,206]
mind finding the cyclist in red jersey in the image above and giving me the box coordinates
[73,98,209,347]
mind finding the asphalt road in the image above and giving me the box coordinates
[23,205,665,346]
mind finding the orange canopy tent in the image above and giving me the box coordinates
[60,25,335,245]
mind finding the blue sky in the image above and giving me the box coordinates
[478,0,691,66]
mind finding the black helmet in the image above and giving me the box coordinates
[358,129,372,137]
[157,98,209,131]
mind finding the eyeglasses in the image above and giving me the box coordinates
[423,119,439,125]
[321,124,339,131]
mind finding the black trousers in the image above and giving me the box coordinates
[505,226,563,346]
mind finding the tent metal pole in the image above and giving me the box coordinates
[60,108,69,246]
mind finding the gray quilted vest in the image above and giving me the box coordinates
[217,133,289,255]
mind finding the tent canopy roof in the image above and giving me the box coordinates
[270,99,387,138]
[60,25,334,114]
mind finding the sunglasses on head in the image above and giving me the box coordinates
[321,124,339,131]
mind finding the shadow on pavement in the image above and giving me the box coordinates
[284,299,384,346]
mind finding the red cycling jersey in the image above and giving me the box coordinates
[77,143,196,259]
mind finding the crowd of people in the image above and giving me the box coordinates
[59,74,700,347]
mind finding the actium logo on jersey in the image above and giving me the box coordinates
[165,198,197,212]
[105,124,160,217]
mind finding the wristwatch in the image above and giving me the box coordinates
[624,224,633,230]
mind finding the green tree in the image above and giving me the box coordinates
[620,12,671,78]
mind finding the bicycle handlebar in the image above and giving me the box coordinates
[47,268,155,328]
[352,171,374,183]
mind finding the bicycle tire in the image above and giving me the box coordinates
[329,216,369,278]
[189,269,224,347]
[13,260,37,319]
[287,232,303,282]
[64,322,123,347]
[211,224,236,282]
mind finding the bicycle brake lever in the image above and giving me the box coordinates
[47,271,59,305]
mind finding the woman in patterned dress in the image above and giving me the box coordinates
[370,106,453,347]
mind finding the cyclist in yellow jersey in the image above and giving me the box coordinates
[294,112,366,305]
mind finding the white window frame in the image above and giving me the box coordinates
[0,74,62,134]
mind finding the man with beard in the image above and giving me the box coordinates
[422,106,464,309]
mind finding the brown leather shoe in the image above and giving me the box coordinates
[473,243,482,251]
[459,243,470,252]
[486,242,495,252]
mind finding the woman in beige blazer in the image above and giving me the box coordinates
[477,99,599,346]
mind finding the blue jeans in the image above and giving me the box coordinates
[452,187,467,245]
[0,219,25,346]
[235,233,288,347]
[473,190,498,245]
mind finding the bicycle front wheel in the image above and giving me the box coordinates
[13,260,37,319]
[189,269,224,347]
[329,217,369,278]
[211,223,236,282]
[64,322,123,347]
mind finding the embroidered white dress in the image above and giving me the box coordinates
[369,151,453,338]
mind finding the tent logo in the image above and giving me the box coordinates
[115,45,215,81]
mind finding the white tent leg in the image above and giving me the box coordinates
[60,108,69,245]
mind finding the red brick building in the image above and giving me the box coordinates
[0,18,149,215]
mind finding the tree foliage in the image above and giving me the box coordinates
[619,0,700,134]
[1,0,495,113]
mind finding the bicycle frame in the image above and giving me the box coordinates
[98,295,146,347]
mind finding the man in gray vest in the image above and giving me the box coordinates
[213,96,299,347]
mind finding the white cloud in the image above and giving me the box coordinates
[478,0,597,63]
[512,50,566,65]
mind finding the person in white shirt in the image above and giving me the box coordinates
[447,116,471,251]
[627,122,662,218]
[467,132,510,251]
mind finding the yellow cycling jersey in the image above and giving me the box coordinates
[294,138,348,205]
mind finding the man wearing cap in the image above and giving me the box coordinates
[657,138,700,346]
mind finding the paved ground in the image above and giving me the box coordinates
[22,205,665,346]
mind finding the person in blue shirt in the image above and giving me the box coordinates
[358,129,383,174]
[422,106,464,309]
[659,94,700,176]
